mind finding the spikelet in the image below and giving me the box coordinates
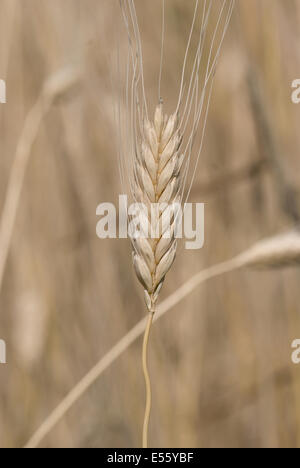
[131,104,183,312]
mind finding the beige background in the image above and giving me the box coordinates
[0,0,300,448]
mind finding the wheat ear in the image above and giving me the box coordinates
[132,103,183,311]
[131,103,183,447]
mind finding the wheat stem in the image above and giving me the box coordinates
[142,310,154,448]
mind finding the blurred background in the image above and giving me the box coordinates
[0,0,300,448]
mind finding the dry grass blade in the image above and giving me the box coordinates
[23,228,300,448]
[241,230,300,269]
[24,255,242,449]
[0,67,80,296]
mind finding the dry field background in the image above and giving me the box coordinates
[0,0,300,448]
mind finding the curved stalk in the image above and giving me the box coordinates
[142,310,154,448]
